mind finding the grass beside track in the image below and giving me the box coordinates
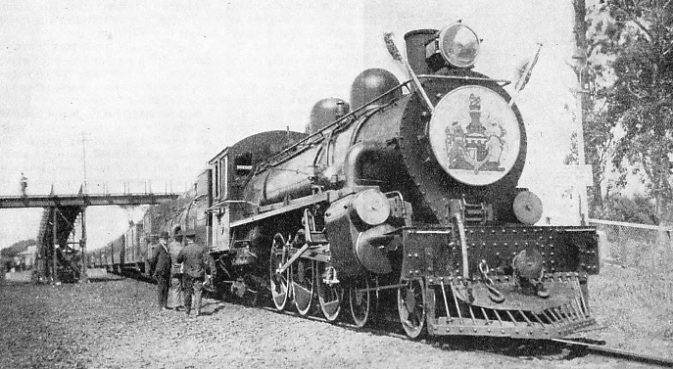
[586,264,673,358]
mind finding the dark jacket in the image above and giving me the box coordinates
[167,241,184,276]
[149,242,171,278]
[176,241,216,279]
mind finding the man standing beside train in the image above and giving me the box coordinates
[149,231,172,311]
[167,231,185,310]
[176,231,216,317]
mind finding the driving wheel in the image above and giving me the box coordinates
[269,233,290,311]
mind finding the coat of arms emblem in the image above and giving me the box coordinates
[445,93,507,174]
[428,86,521,186]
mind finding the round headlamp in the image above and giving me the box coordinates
[437,24,480,68]
[351,189,391,226]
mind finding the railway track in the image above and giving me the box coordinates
[552,338,673,368]
[112,270,673,368]
[260,305,673,368]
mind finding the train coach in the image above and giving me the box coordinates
[90,224,148,274]
[122,223,144,270]
[89,193,206,274]
[91,22,600,341]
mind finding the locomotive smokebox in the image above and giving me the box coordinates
[404,29,438,75]
[306,97,350,135]
[350,68,401,111]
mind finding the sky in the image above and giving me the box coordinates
[0,1,586,250]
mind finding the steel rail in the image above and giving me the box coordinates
[126,268,673,367]
[268,305,673,367]
[552,338,673,367]
[269,302,673,368]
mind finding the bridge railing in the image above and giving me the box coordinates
[82,180,188,196]
[0,179,189,197]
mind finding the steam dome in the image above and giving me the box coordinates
[350,68,401,111]
[306,97,349,135]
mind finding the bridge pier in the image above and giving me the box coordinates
[52,208,59,285]
[80,206,87,283]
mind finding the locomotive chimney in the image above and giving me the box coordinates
[404,29,438,76]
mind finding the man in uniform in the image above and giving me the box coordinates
[167,231,185,310]
[19,173,28,196]
[145,234,159,278]
[177,231,216,317]
[148,231,171,310]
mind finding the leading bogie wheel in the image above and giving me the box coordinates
[349,277,371,328]
[398,278,427,339]
[316,262,342,322]
[269,233,290,312]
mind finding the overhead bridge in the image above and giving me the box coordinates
[1,187,179,284]
[0,193,178,209]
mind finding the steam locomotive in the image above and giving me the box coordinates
[90,23,600,340]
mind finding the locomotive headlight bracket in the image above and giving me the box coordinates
[350,189,391,226]
[426,23,480,69]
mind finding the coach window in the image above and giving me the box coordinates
[214,161,220,199]
[221,156,228,199]
[234,152,253,179]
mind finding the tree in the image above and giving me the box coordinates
[0,239,37,258]
[593,193,658,224]
[589,0,673,222]
[572,0,617,213]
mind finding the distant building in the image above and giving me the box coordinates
[15,245,37,270]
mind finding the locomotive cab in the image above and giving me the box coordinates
[207,130,308,252]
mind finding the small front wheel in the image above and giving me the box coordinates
[349,278,371,328]
[316,263,342,322]
[398,278,427,339]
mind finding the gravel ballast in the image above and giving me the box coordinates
[1,267,670,369]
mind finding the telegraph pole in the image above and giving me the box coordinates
[80,131,89,283]
[81,131,88,194]
[573,0,590,225]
